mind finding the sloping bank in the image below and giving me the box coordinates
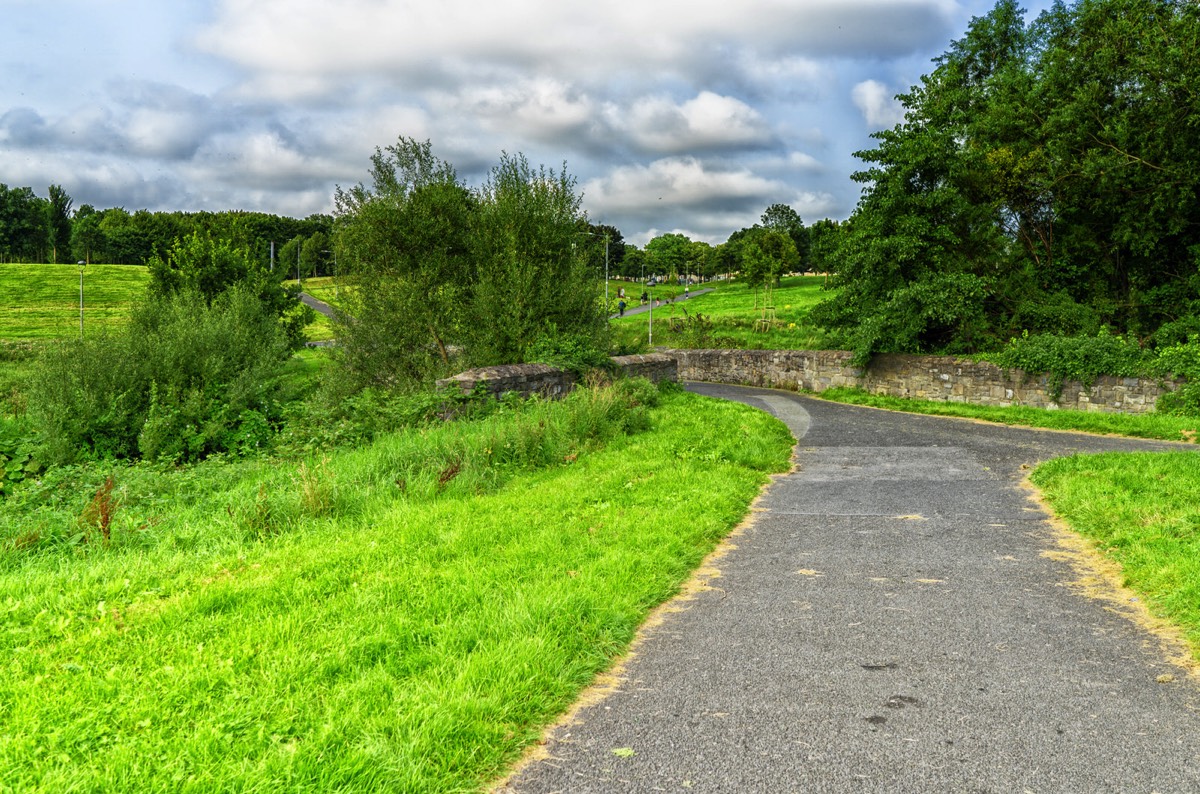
[0,377,793,793]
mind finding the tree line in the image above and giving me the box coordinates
[0,182,333,273]
[810,0,1200,362]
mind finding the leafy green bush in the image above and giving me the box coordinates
[1153,335,1200,416]
[28,286,293,464]
[988,328,1153,399]
[526,327,615,377]
[0,417,40,498]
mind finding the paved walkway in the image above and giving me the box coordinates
[299,291,336,318]
[502,384,1200,792]
[612,288,714,319]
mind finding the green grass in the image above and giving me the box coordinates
[298,277,347,342]
[813,387,1200,444]
[0,382,793,792]
[611,275,833,351]
[1032,452,1200,660]
[0,264,151,340]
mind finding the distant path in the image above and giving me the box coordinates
[299,292,336,319]
[612,288,714,319]
[501,385,1200,792]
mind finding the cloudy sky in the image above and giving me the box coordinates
[1,0,1052,245]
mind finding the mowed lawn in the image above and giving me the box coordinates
[0,264,150,340]
[611,275,834,350]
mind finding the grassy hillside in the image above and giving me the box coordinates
[0,263,150,340]
[611,275,834,350]
[0,381,794,792]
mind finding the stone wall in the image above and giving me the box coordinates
[611,353,678,384]
[436,353,677,400]
[668,348,1178,415]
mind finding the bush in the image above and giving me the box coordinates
[988,328,1152,399]
[526,327,615,377]
[28,286,293,464]
[1153,335,1200,416]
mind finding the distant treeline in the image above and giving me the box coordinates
[0,182,333,272]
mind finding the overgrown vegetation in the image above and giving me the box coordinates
[333,138,608,390]
[27,286,296,465]
[0,382,793,792]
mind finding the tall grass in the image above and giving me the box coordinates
[0,381,793,792]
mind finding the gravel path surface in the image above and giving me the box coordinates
[500,384,1200,793]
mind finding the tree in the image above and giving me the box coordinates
[760,203,810,272]
[644,233,694,281]
[0,184,50,262]
[581,222,627,279]
[46,185,73,264]
[334,139,608,387]
[301,231,330,277]
[278,235,304,278]
[740,227,799,308]
[71,204,105,264]
[465,152,605,366]
[334,137,475,386]
[147,232,310,350]
[812,0,1200,361]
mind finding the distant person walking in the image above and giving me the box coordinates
[618,299,627,317]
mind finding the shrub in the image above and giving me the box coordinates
[988,328,1152,399]
[526,327,615,377]
[1153,335,1200,416]
[28,286,293,464]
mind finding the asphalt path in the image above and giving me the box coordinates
[299,291,336,318]
[500,384,1200,793]
[612,288,714,319]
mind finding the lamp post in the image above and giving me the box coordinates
[77,260,85,339]
[584,230,610,309]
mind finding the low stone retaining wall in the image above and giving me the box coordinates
[667,348,1178,415]
[436,353,678,400]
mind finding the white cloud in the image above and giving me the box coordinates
[851,79,906,129]
[195,0,959,100]
[618,92,773,154]
[584,157,783,213]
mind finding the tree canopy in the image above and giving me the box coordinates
[812,0,1200,361]
[333,138,607,389]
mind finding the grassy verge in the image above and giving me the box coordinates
[1032,452,1200,660]
[0,381,793,792]
[813,387,1200,443]
[299,277,347,343]
[0,264,150,340]
[610,276,833,351]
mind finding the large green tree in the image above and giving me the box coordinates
[334,139,607,387]
[45,185,73,264]
[334,137,474,386]
[465,153,606,366]
[813,0,1200,361]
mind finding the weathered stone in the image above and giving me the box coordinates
[667,349,1180,416]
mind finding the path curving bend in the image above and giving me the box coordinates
[500,383,1200,793]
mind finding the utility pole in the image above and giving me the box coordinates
[78,261,85,339]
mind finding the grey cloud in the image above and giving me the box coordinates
[0,107,49,146]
